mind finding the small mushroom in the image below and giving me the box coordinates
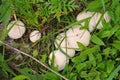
[89,12,103,32]
[77,11,111,32]
[66,25,91,50]
[7,20,26,39]
[54,33,67,48]
[29,30,41,42]
[76,11,94,26]
[55,32,75,57]
[49,50,69,71]
[89,12,111,32]
[61,48,75,57]
[66,25,82,37]
[103,12,111,23]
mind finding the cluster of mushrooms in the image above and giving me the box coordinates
[49,11,111,71]
[6,20,42,60]
[6,11,110,71]
[7,20,41,42]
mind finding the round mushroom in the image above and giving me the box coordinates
[29,30,41,43]
[89,12,111,32]
[66,25,82,37]
[103,12,111,23]
[66,25,91,50]
[49,50,69,71]
[7,20,26,39]
[76,11,94,26]
[89,12,103,32]
[55,32,75,57]
[60,48,75,57]
[77,11,111,32]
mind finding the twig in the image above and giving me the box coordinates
[13,13,17,21]
[0,40,68,80]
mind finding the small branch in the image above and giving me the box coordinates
[13,13,17,21]
[0,40,68,80]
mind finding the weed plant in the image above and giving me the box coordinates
[0,0,120,80]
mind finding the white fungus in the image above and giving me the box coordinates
[103,12,111,23]
[29,30,41,43]
[89,12,103,32]
[55,32,75,57]
[76,11,94,26]
[89,12,111,32]
[54,32,67,48]
[60,48,75,57]
[7,20,26,39]
[76,11,111,32]
[49,50,69,71]
[66,25,91,50]
[49,11,111,71]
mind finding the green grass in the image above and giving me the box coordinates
[0,0,120,80]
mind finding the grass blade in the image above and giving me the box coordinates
[107,65,120,80]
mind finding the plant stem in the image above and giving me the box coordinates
[13,13,17,21]
[0,40,68,80]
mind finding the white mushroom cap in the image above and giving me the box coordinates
[66,25,82,37]
[29,30,41,43]
[54,32,67,48]
[7,20,26,39]
[49,50,69,71]
[89,12,111,32]
[66,25,91,50]
[55,33,75,57]
[61,48,75,57]
[89,12,103,32]
[76,11,94,26]
[104,12,111,22]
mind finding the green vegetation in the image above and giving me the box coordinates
[0,0,120,80]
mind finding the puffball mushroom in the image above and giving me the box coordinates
[7,20,26,39]
[49,50,69,71]
[29,30,41,42]
[66,25,91,50]
[89,12,103,32]
[76,11,94,26]
[76,11,111,32]
[76,11,103,32]
[103,12,111,23]
[89,12,111,32]
[55,33,75,57]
